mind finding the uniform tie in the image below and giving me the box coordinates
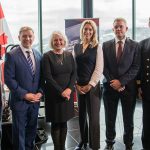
[26,51,34,75]
[116,41,123,62]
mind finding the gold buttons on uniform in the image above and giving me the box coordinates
[145,58,150,83]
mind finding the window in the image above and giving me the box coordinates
[136,0,150,41]
[42,0,81,52]
[1,0,38,45]
[94,0,132,43]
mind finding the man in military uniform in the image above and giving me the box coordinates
[139,17,150,150]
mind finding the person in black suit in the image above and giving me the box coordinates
[102,18,140,150]
[139,17,150,150]
[4,26,43,150]
[73,20,103,150]
[42,31,76,150]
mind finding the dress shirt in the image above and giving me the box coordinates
[20,45,36,72]
[73,44,104,87]
[115,36,126,56]
[89,44,104,87]
[115,37,127,92]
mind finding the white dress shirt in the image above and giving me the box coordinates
[20,45,36,72]
[115,36,126,56]
[72,43,104,87]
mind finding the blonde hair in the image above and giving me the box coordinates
[49,31,68,49]
[19,26,34,35]
[80,20,98,47]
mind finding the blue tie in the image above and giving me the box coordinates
[26,51,34,75]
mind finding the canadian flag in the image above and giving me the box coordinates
[0,3,13,85]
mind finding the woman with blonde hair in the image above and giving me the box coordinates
[42,31,76,150]
[73,20,103,150]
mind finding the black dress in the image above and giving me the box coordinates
[42,51,76,122]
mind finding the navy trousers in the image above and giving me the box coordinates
[12,101,39,150]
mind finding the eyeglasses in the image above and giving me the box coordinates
[114,25,125,29]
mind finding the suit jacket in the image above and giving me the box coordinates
[103,38,140,86]
[139,38,150,96]
[4,46,42,110]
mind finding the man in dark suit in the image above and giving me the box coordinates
[4,26,42,150]
[102,18,140,150]
[139,17,150,150]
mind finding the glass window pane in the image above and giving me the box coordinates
[94,0,132,43]
[42,0,81,52]
[136,0,150,41]
[1,0,38,45]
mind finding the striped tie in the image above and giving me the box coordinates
[26,51,34,75]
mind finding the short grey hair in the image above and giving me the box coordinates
[113,17,127,25]
[49,31,68,49]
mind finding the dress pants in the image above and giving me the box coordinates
[141,87,150,150]
[103,82,136,147]
[12,102,39,150]
[78,83,101,149]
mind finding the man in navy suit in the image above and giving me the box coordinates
[102,18,140,150]
[4,26,42,150]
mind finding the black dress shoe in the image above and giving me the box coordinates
[75,142,87,150]
[126,146,132,150]
[104,145,114,150]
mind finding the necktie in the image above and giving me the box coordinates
[26,51,34,75]
[116,41,123,62]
